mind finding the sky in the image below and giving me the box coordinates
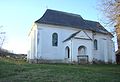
[0,0,117,54]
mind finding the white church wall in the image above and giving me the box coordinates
[93,33,115,63]
[75,30,93,39]
[37,24,93,61]
[107,36,114,63]
[111,40,116,63]
[37,24,71,60]
[63,40,72,63]
[72,38,93,63]
[93,33,107,62]
[36,28,42,59]
[30,29,35,59]
[28,24,38,60]
[28,23,116,64]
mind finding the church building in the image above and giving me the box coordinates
[27,9,116,64]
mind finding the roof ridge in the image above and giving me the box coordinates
[85,19,99,23]
[47,9,83,19]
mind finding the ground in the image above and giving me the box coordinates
[0,57,120,82]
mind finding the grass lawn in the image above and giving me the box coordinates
[0,57,120,82]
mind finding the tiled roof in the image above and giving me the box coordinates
[35,9,109,34]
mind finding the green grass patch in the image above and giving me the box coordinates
[0,57,120,82]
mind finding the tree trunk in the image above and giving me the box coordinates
[116,15,120,52]
[116,25,120,49]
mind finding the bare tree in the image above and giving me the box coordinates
[0,26,6,48]
[99,0,120,51]
[100,0,120,24]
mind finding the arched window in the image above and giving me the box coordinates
[52,33,58,46]
[65,46,70,58]
[94,39,98,50]
[78,46,86,55]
